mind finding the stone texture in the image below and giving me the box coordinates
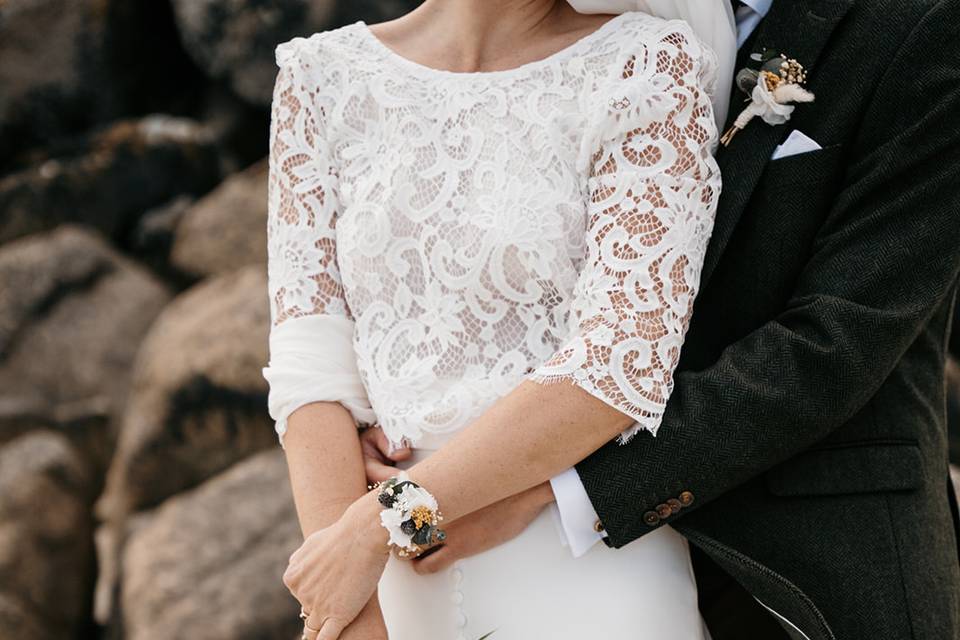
[0,115,221,246]
[170,0,337,106]
[0,0,121,168]
[0,431,96,640]
[120,449,302,640]
[97,264,274,519]
[331,0,424,25]
[170,158,268,279]
[0,224,172,477]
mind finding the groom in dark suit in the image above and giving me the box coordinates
[569,0,960,637]
[362,0,960,637]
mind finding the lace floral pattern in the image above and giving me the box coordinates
[264,12,721,446]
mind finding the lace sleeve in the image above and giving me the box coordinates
[526,24,722,444]
[261,39,376,447]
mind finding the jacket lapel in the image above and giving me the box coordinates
[698,0,855,290]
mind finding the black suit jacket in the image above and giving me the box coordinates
[576,1,960,638]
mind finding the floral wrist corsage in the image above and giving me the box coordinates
[376,471,446,557]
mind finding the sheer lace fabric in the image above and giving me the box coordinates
[262,11,721,448]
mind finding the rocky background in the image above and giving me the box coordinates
[0,1,421,638]
[1,1,958,639]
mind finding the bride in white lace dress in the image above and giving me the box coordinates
[262,1,731,638]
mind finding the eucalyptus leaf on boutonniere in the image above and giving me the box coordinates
[720,49,815,146]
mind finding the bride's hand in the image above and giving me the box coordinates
[408,481,555,574]
[284,493,389,639]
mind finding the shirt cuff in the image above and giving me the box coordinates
[549,466,607,558]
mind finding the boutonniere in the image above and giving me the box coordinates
[720,50,815,146]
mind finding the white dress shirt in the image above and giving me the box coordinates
[550,0,775,558]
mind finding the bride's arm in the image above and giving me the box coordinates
[262,46,386,637]
[285,23,722,639]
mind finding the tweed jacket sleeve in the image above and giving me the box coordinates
[576,0,960,547]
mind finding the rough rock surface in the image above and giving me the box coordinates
[170,0,337,106]
[0,432,96,640]
[0,115,221,246]
[0,225,171,476]
[0,0,121,168]
[97,265,274,519]
[120,449,301,640]
[170,158,268,279]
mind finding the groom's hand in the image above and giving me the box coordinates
[410,482,555,574]
[359,425,412,484]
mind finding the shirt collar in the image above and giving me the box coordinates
[740,0,773,17]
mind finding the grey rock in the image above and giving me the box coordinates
[170,0,337,106]
[0,224,172,477]
[120,448,302,640]
[0,0,120,167]
[131,195,197,269]
[0,431,96,640]
[0,115,221,246]
[170,158,268,279]
[331,0,424,26]
[97,264,274,519]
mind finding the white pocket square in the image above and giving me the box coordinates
[771,130,823,160]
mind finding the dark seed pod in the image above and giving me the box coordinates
[378,492,396,508]
[735,68,760,94]
[412,525,433,546]
[400,519,417,535]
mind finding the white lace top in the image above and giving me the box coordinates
[261,11,722,449]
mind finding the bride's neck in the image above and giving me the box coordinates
[383,0,571,72]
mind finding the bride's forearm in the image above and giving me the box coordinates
[282,402,369,537]
[407,378,632,522]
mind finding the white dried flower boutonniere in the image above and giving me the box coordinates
[720,50,815,146]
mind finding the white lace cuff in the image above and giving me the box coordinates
[261,314,376,448]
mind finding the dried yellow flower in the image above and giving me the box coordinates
[410,505,434,529]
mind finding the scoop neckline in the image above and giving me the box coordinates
[355,11,638,80]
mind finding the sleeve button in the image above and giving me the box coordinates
[593,519,605,533]
[666,498,682,514]
[643,510,661,527]
[679,491,695,507]
[655,503,672,519]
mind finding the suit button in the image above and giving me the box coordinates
[593,519,605,533]
[666,498,682,514]
[643,510,661,527]
[679,491,695,507]
[655,503,672,519]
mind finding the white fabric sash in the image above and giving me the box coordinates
[261,315,376,446]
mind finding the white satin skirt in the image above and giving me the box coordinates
[378,449,709,640]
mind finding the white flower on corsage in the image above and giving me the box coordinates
[376,473,446,554]
[379,507,413,549]
[721,52,815,146]
[395,485,439,515]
